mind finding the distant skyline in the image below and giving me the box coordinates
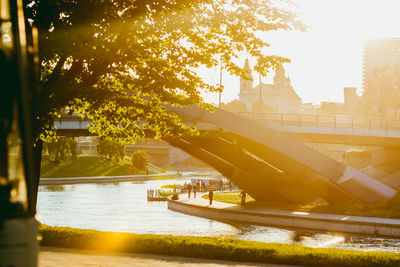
[200,0,400,106]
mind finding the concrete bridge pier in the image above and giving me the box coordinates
[163,137,281,201]
[371,148,400,166]
[183,135,318,203]
[168,105,397,204]
[235,136,356,204]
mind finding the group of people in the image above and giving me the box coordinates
[183,180,246,206]
[183,182,197,198]
[183,180,209,198]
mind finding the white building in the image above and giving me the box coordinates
[238,59,302,113]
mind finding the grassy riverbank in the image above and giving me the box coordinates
[310,194,400,219]
[40,155,150,178]
[202,191,255,204]
[39,225,400,267]
[210,191,400,219]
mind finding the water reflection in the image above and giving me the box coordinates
[37,176,400,251]
[42,185,67,192]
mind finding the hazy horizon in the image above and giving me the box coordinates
[200,0,400,106]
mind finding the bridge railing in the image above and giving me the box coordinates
[57,112,400,133]
[236,112,400,133]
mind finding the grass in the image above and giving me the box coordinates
[202,191,256,205]
[158,189,177,197]
[208,192,400,219]
[39,224,400,267]
[40,155,149,178]
[148,162,166,173]
[309,193,400,219]
[161,184,183,189]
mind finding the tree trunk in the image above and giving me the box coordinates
[0,137,7,178]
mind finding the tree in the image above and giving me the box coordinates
[24,0,303,202]
[220,100,248,113]
[316,102,344,116]
[97,138,125,161]
[45,137,77,163]
[362,65,400,118]
[131,150,148,171]
[26,0,303,145]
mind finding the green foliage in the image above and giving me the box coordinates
[44,137,77,163]
[131,150,148,170]
[310,191,400,219]
[202,192,255,205]
[211,191,400,220]
[40,155,147,178]
[158,189,176,197]
[26,0,304,144]
[97,138,125,161]
[147,162,166,173]
[161,184,182,189]
[39,225,400,267]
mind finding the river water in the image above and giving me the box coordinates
[37,174,400,252]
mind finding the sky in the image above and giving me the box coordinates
[200,0,400,106]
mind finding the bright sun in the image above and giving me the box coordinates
[201,0,400,106]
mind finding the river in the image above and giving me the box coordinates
[37,173,400,252]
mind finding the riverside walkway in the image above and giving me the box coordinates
[168,195,400,237]
[39,171,181,185]
[39,247,295,267]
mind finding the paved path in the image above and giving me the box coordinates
[174,193,400,231]
[39,247,297,267]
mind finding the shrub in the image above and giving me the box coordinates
[97,138,125,161]
[158,189,175,197]
[39,225,400,267]
[131,150,148,170]
[45,137,77,163]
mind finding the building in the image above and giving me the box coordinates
[343,87,361,115]
[363,38,400,92]
[302,103,315,114]
[362,38,400,118]
[238,59,302,113]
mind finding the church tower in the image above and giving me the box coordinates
[273,63,292,91]
[240,59,253,92]
[273,63,286,90]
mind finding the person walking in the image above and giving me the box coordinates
[208,190,214,205]
[197,180,200,191]
[187,183,192,199]
[193,184,197,198]
[240,190,246,205]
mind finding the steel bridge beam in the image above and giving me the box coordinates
[168,106,397,203]
[163,137,276,201]
[184,136,317,203]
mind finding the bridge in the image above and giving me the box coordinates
[54,108,398,204]
[55,112,400,147]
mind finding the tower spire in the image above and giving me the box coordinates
[240,58,253,93]
[244,58,250,70]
